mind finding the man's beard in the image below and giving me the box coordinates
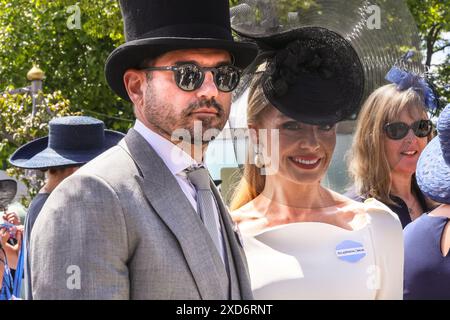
[143,83,228,145]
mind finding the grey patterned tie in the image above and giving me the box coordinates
[185,166,224,263]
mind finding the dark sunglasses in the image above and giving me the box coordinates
[384,120,433,140]
[140,63,241,92]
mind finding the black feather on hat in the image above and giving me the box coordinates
[257,27,364,125]
[230,0,424,125]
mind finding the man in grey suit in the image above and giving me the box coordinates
[30,0,257,299]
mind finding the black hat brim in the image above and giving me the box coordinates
[8,130,125,170]
[230,0,424,125]
[247,27,365,125]
[105,38,258,101]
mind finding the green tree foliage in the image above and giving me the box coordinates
[0,0,132,132]
[407,0,450,67]
[0,89,79,203]
[435,54,450,106]
[407,0,450,108]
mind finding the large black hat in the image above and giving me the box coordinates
[229,0,424,125]
[105,0,258,101]
[258,27,364,125]
[9,116,125,170]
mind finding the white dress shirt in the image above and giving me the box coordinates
[133,120,225,262]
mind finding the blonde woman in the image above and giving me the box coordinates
[347,80,437,228]
[230,28,404,299]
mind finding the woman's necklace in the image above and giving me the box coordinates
[407,200,421,220]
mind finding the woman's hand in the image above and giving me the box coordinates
[0,227,9,248]
[2,211,20,226]
[14,225,24,248]
[0,225,23,270]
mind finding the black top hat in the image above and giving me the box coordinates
[105,0,258,101]
[9,116,125,170]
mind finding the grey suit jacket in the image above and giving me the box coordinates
[30,129,253,300]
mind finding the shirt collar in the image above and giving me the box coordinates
[133,119,200,175]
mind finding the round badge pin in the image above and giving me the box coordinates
[336,240,366,263]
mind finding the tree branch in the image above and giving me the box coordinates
[427,23,439,38]
[431,25,443,44]
[426,23,443,67]
[433,43,450,53]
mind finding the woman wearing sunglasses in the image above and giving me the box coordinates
[347,78,438,229]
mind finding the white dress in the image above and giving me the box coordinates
[241,199,404,300]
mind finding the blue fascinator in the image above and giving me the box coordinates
[385,51,439,112]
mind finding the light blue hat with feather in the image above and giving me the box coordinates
[417,104,450,204]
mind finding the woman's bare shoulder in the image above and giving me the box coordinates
[428,204,450,219]
[230,201,268,235]
[231,200,263,222]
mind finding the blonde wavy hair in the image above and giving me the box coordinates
[229,79,271,211]
[347,83,432,205]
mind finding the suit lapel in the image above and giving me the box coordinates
[210,182,254,300]
[122,129,228,299]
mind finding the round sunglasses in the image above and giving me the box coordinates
[140,63,241,92]
[384,120,433,140]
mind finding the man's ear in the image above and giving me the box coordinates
[123,69,146,107]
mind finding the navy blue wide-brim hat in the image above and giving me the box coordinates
[417,104,450,204]
[105,0,258,102]
[9,116,125,170]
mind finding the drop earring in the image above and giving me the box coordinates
[254,144,265,168]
